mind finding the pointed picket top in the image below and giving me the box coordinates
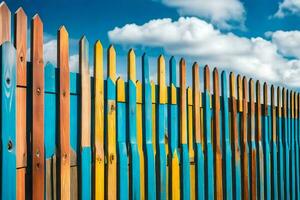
[142,53,150,84]
[256,80,261,104]
[32,14,43,27]
[128,48,136,82]
[193,62,201,143]
[242,76,247,111]
[57,26,69,72]
[282,88,287,117]
[204,65,210,91]
[237,75,243,112]
[230,72,236,98]
[117,77,125,102]
[0,1,11,44]
[249,79,254,103]
[94,40,103,82]
[277,87,281,117]
[263,82,268,116]
[271,85,277,141]
[180,57,187,144]
[108,45,116,82]
[213,68,220,110]
[271,85,275,107]
[15,7,26,19]
[170,56,177,85]
[80,36,89,72]
[249,78,255,141]
[158,55,166,104]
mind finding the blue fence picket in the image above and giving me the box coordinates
[0,41,16,200]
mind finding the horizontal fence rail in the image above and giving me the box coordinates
[1,1,300,200]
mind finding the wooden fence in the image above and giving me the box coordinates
[0,1,299,199]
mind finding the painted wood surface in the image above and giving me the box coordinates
[58,26,71,200]
[168,56,180,200]
[142,54,156,200]
[79,36,92,200]
[156,55,167,200]
[106,45,117,200]
[229,72,241,200]
[0,2,10,45]
[204,66,214,200]
[0,41,16,200]
[290,90,296,199]
[93,40,105,200]
[31,15,45,200]
[180,59,190,200]
[277,87,284,200]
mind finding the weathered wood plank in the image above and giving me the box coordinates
[256,81,264,200]
[290,90,296,199]
[212,68,223,199]
[58,26,71,200]
[0,41,17,200]
[156,55,167,200]
[142,54,156,200]
[116,77,129,200]
[0,2,11,44]
[240,76,249,199]
[262,82,271,200]
[168,56,180,200]
[79,36,91,199]
[230,72,241,199]
[282,88,290,199]
[204,66,214,200]
[277,87,284,200]
[270,85,278,200]
[31,15,45,200]
[221,71,232,200]
[106,45,117,200]
[127,49,141,199]
[249,79,257,200]
[179,58,190,200]
[93,40,105,200]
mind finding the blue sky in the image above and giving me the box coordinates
[5,0,300,87]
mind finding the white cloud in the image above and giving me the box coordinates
[108,17,300,87]
[274,0,300,18]
[158,0,245,29]
[266,30,300,58]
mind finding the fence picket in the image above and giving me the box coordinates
[271,85,278,200]
[14,7,27,200]
[142,54,156,200]
[204,66,214,200]
[229,72,241,199]
[290,91,296,199]
[256,81,265,200]
[31,15,45,200]
[179,59,191,200]
[116,77,129,200]
[277,87,284,200]
[106,45,117,200]
[156,55,167,200]
[294,92,300,199]
[169,56,180,200]
[93,40,105,200]
[240,76,249,199]
[249,79,257,199]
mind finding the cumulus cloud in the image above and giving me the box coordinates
[274,0,300,18]
[158,0,245,29]
[108,17,300,87]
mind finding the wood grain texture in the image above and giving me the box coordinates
[204,65,214,200]
[106,45,117,200]
[58,26,71,200]
[249,79,257,200]
[142,54,156,200]
[0,2,11,44]
[0,41,17,200]
[93,40,105,200]
[31,15,45,200]
[256,81,265,200]
[240,76,249,199]
[79,36,91,199]
[229,72,241,200]
[179,58,191,200]
[213,68,223,199]
[270,85,278,200]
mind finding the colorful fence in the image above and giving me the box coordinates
[0,1,299,199]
